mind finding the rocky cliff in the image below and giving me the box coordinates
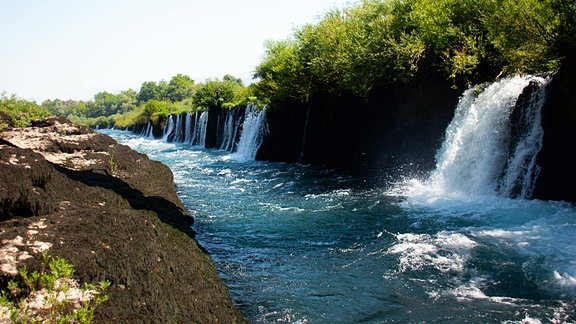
[0,117,246,322]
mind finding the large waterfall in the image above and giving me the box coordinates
[139,105,267,161]
[403,75,549,200]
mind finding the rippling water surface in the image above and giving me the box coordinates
[101,129,576,323]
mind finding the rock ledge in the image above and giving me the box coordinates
[0,117,246,322]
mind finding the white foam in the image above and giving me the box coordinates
[386,232,477,273]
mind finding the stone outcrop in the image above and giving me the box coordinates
[0,117,246,322]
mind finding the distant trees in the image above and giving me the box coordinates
[38,73,254,129]
[136,74,195,103]
[1,93,49,130]
[136,81,166,103]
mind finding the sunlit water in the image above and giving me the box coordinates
[100,129,576,323]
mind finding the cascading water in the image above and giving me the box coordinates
[219,109,243,152]
[183,113,194,144]
[173,114,184,142]
[153,106,267,160]
[144,122,154,139]
[193,111,209,147]
[227,105,268,162]
[407,75,549,199]
[161,115,176,142]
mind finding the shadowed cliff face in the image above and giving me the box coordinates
[533,59,576,202]
[258,71,460,184]
[0,117,246,323]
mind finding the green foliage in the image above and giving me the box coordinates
[167,74,196,102]
[254,0,568,100]
[0,251,110,323]
[0,93,50,130]
[192,78,249,110]
[42,73,255,129]
[137,80,168,103]
[253,39,310,102]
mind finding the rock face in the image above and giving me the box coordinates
[0,117,246,322]
[533,59,576,202]
[258,71,460,181]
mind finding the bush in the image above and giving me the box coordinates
[0,94,50,130]
[254,0,568,100]
[0,251,109,323]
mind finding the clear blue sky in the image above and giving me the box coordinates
[0,0,351,102]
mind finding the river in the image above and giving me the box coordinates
[98,75,576,323]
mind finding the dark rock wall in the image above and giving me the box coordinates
[258,72,460,180]
[533,59,576,202]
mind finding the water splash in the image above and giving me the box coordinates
[400,75,549,200]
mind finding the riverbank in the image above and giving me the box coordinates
[0,117,246,322]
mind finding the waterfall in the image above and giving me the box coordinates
[173,114,184,142]
[144,122,154,139]
[184,113,194,144]
[228,105,268,161]
[425,75,549,198]
[135,106,266,160]
[161,115,176,142]
[219,109,243,151]
[190,111,209,147]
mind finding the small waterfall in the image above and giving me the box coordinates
[144,122,154,139]
[161,115,176,142]
[190,111,209,147]
[219,109,243,151]
[184,113,194,144]
[173,114,184,142]
[229,105,268,161]
[425,75,549,198]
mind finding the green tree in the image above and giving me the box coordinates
[137,80,168,103]
[117,89,138,114]
[192,77,246,109]
[167,74,195,102]
[253,39,310,102]
[223,74,243,86]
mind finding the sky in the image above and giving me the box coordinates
[0,0,351,103]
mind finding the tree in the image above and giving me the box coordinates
[254,0,566,102]
[167,74,195,102]
[223,74,243,86]
[192,78,245,110]
[137,80,168,103]
[253,39,310,102]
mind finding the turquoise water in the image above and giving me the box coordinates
[101,129,576,323]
